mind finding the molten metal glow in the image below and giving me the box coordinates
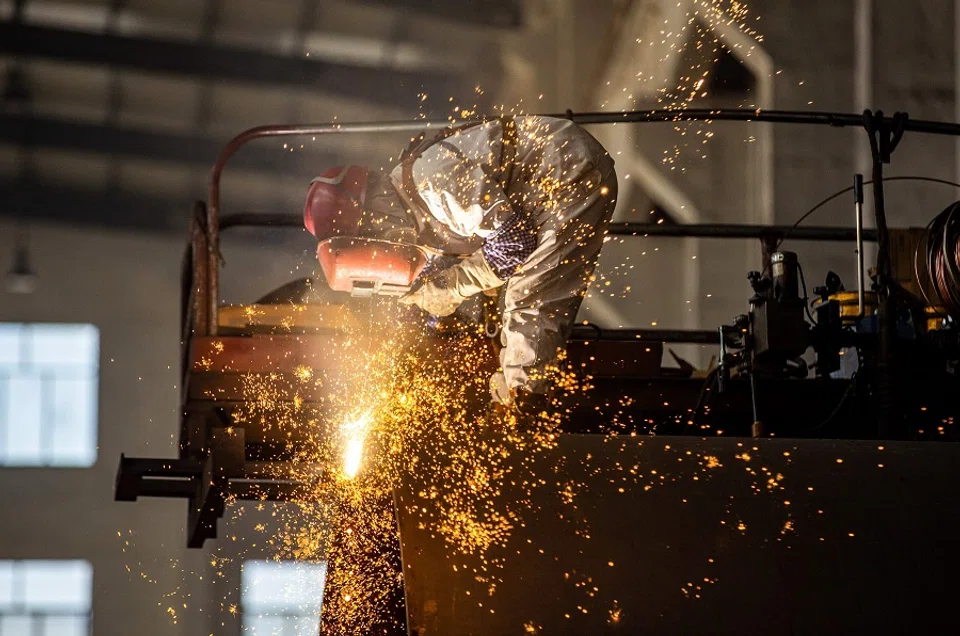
[341,408,374,479]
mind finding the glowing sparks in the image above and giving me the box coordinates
[166,4,781,630]
[341,408,375,479]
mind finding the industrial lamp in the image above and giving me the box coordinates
[6,228,37,294]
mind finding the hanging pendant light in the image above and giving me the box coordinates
[5,62,36,294]
[6,226,37,294]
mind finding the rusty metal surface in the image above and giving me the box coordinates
[394,435,960,635]
[188,334,354,373]
[217,303,358,332]
[186,334,666,380]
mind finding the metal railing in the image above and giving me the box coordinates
[201,108,960,335]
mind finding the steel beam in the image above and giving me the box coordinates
[357,0,522,27]
[0,113,339,174]
[1,180,188,232]
[215,212,880,244]
[0,22,459,106]
[608,222,880,242]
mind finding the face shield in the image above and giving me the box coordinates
[315,171,427,297]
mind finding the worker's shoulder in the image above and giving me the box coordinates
[513,116,608,155]
[514,115,592,138]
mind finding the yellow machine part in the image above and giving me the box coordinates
[217,303,359,332]
[813,291,947,331]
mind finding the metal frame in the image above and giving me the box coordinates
[117,107,960,546]
[204,108,960,334]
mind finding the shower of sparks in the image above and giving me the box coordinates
[220,302,610,633]
[340,408,374,479]
[229,3,768,630]
[111,1,848,631]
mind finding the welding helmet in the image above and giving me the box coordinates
[305,166,426,296]
[304,165,369,240]
[304,166,418,243]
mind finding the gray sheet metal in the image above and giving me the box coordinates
[394,435,960,635]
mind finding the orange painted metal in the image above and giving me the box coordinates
[316,237,427,295]
[189,334,356,373]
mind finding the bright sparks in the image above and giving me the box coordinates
[341,408,374,479]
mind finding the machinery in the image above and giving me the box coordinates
[114,108,960,634]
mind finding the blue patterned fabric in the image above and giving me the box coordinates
[416,255,458,283]
[412,213,537,293]
[481,213,538,280]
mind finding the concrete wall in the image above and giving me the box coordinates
[0,220,212,635]
[568,0,959,365]
[0,219,316,635]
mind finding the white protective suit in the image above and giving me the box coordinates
[392,116,617,403]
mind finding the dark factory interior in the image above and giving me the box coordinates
[2,1,960,634]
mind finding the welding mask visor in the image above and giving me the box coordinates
[305,167,425,296]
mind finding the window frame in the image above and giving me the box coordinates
[0,559,94,635]
[0,322,100,468]
[240,560,327,635]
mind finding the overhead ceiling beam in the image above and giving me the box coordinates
[0,180,309,234]
[0,22,460,106]
[356,0,522,28]
[1,180,192,233]
[0,113,343,174]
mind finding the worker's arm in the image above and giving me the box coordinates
[400,213,538,316]
[399,131,537,315]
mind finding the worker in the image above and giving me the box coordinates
[304,116,617,414]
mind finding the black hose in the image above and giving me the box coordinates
[797,262,817,324]
[763,176,960,279]
[688,367,720,433]
[809,372,860,433]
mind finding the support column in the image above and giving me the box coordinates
[855,0,878,275]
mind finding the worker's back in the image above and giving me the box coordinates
[389,115,614,251]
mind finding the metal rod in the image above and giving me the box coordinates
[206,108,960,333]
[607,222,878,242]
[220,213,307,230]
[717,327,728,393]
[569,326,734,345]
[750,371,763,438]
[854,174,866,317]
[220,213,883,241]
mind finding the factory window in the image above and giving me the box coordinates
[241,560,326,635]
[0,560,93,635]
[0,323,99,467]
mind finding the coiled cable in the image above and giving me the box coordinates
[922,201,960,321]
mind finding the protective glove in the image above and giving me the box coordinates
[399,251,504,317]
[489,371,551,417]
[489,370,511,405]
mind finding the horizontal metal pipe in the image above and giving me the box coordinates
[565,109,960,136]
[607,222,880,242]
[220,213,305,230]
[220,213,881,243]
[570,326,728,345]
[208,108,959,333]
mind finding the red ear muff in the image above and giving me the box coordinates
[304,165,370,239]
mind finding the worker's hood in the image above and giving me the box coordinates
[358,171,418,245]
